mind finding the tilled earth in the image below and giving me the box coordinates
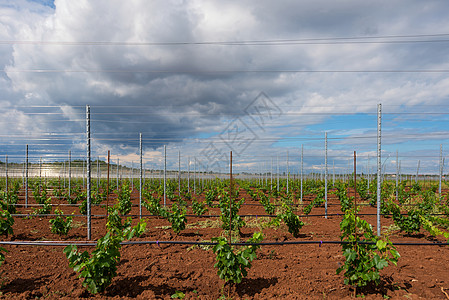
[0,186,448,299]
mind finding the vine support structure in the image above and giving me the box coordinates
[439,144,443,202]
[68,150,71,200]
[116,158,119,189]
[5,155,8,210]
[86,105,92,240]
[277,155,279,193]
[354,151,357,211]
[229,151,233,244]
[228,150,233,299]
[376,103,382,236]
[97,157,100,192]
[193,158,196,192]
[187,156,190,193]
[178,150,181,196]
[107,150,110,218]
[139,133,142,219]
[300,145,303,203]
[25,144,28,208]
[396,150,399,201]
[333,160,335,187]
[270,157,273,191]
[286,150,289,194]
[164,145,166,207]
[415,160,420,184]
[39,156,42,193]
[367,155,370,192]
[325,132,328,219]
[353,151,358,298]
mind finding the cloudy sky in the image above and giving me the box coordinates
[1,0,449,175]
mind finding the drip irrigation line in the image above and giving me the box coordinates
[11,203,82,207]
[8,201,351,209]
[241,202,345,207]
[10,212,447,219]
[1,240,447,247]
[10,203,116,207]
[12,213,106,218]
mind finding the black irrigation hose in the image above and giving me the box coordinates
[123,240,449,247]
[7,210,449,220]
[0,240,448,247]
[11,203,112,207]
[242,202,347,207]
[7,202,430,209]
[12,213,100,218]
[11,212,448,219]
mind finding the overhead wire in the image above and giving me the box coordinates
[5,68,449,74]
[2,32,449,46]
[0,105,447,161]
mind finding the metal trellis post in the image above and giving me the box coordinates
[86,105,92,240]
[164,145,166,207]
[301,145,303,203]
[325,132,328,219]
[5,155,8,203]
[270,157,273,191]
[116,158,119,189]
[140,133,143,219]
[187,156,190,192]
[376,103,382,236]
[68,150,71,200]
[97,157,100,192]
[25,145,28,208]
[396,150,399,201]
[277,155,279,193]
[287,150,289,194]
[439,144,443,200]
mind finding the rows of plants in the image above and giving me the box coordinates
[1,176,448,242]
[0,176,448,297]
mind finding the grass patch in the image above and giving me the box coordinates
[382,223,400,236]
[71,220,85,229]
[186,239,214,251]
[186,218,221,229]
[243,216,278,230]
[155,225,172,230]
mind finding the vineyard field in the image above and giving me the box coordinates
[0,177,448,299]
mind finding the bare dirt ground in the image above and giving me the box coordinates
[0,186,448,299]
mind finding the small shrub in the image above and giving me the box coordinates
[116,183,132,215]
[64,207,146,294]
[212,232,263,284]
[278,203,304,237]
[392,208,421,234]
[168,203,187,234]
[192,197,208,216]
[337,210,400,290]
[49,209,72,236]
[0,209,14,236]
[259,192,275,215]
[0,247,7,266]
[218,192,245,232]
[33,198,52,215]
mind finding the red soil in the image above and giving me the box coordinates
[0,187,448,299]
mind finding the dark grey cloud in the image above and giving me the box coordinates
[1,0,449,169]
